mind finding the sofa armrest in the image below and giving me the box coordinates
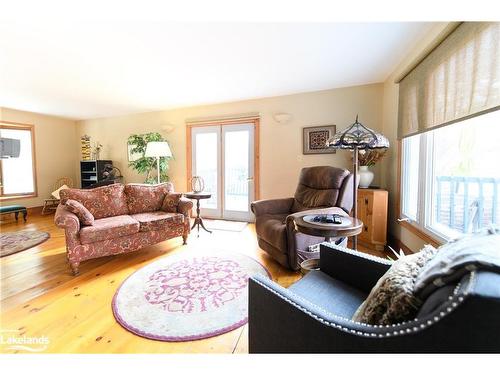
[54,204,81,251]
[251,198,294,216]
[319,243,391,293]
[177,197,193,216]
[55,204,80,232]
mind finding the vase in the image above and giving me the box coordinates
[190,176,205,193]
[358,166,374,188]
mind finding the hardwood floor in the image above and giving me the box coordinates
[0,212,386,354]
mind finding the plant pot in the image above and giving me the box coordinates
[358,166,374,188]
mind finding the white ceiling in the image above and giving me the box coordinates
[0,22,433,120]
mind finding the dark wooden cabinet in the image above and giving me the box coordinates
[357,188,388,252]
[80,160,112,189]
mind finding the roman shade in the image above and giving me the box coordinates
[398,22,500,139]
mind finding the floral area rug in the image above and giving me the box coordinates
[0,230,50,257]
[112,250,270,341]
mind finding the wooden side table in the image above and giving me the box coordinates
[184,192,212,237]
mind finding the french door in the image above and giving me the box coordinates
[190,122,257,222]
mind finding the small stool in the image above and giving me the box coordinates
[0,205,28,222]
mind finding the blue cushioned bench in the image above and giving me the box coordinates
[0,205,27,222]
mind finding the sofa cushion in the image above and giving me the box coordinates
[131,211,185,232]
[125,183,173,214]
[161,192,182,213]
[79,215,140,245]
[60,184,129,220]
[255,214,287,252]
[289,271,367,318]
[352,244,437,325]
[65,199,94,226]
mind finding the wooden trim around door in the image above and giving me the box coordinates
[186,118,260,201]
[0,121,38,200]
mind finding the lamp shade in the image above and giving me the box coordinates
[144,141,172,157]
[327,116,389,150]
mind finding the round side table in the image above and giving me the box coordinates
[184,192,212,237]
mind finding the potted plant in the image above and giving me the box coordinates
[127,132,172,183]
[357,149,387,188]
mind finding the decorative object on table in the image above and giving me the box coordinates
[302,125,336,154]
[128,133,172,184]
[80,135,91,160]
[92,141,103,160]
[190,175,205,193]
[0,230,50,257]
[145,141,173,184]
[357,188,388,252]
[184,192,213,236]
[357,149,387,188]
[295,214,362,242]
[42,176,74,215]
[0,205,27,222]
[112,250,270,342]
[80,160,112,189]
[327,115,389,250]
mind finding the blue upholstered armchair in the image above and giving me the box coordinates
[248,243,500,353]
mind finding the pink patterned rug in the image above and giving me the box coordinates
[112,251,270,341]
[0,230,50,257]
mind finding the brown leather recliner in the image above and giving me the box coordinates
[251,166,354,270]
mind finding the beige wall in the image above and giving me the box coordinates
[380,23,451,251]
[0,107,78,208]
[76,83,384,200]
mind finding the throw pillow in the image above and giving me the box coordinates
[352,245,437,325]
[162,193,182,213]
[414,227,500,300]
[52,184,69,200]
[65,199,95,226]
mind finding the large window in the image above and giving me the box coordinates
[0,122,37,199]
[400,110,500,242]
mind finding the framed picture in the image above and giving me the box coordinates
[302,125,336,154]
[127,144,143,162]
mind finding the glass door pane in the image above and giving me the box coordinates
[222,124,254,221]
[191,126,221,217]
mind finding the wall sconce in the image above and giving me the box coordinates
[273,113,292,124]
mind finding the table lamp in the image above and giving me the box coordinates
[145,141,172,184]
[326,115,389,249]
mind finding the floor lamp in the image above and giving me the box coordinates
[145,141,172,184]
[327,115,389,250]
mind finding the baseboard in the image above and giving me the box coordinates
[387,234,413,255]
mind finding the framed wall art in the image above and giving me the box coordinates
[302,125,336,154]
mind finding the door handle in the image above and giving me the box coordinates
[246,177,254,181]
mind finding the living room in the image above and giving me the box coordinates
[1,0,499,371]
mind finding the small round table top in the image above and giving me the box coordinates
[184,191,212,200]
[295,214,363,239]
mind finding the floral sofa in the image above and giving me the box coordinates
[55,183,193,275]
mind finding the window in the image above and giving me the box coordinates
[0,122,37,199]
[400,110,500,242]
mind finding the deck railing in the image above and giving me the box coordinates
[436,176,500,233]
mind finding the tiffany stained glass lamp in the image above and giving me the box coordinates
[326,115,389,249]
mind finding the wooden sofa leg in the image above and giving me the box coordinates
[70,262,80,276]
[182,234,188,245]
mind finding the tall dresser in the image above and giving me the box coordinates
[356,188,388,252]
